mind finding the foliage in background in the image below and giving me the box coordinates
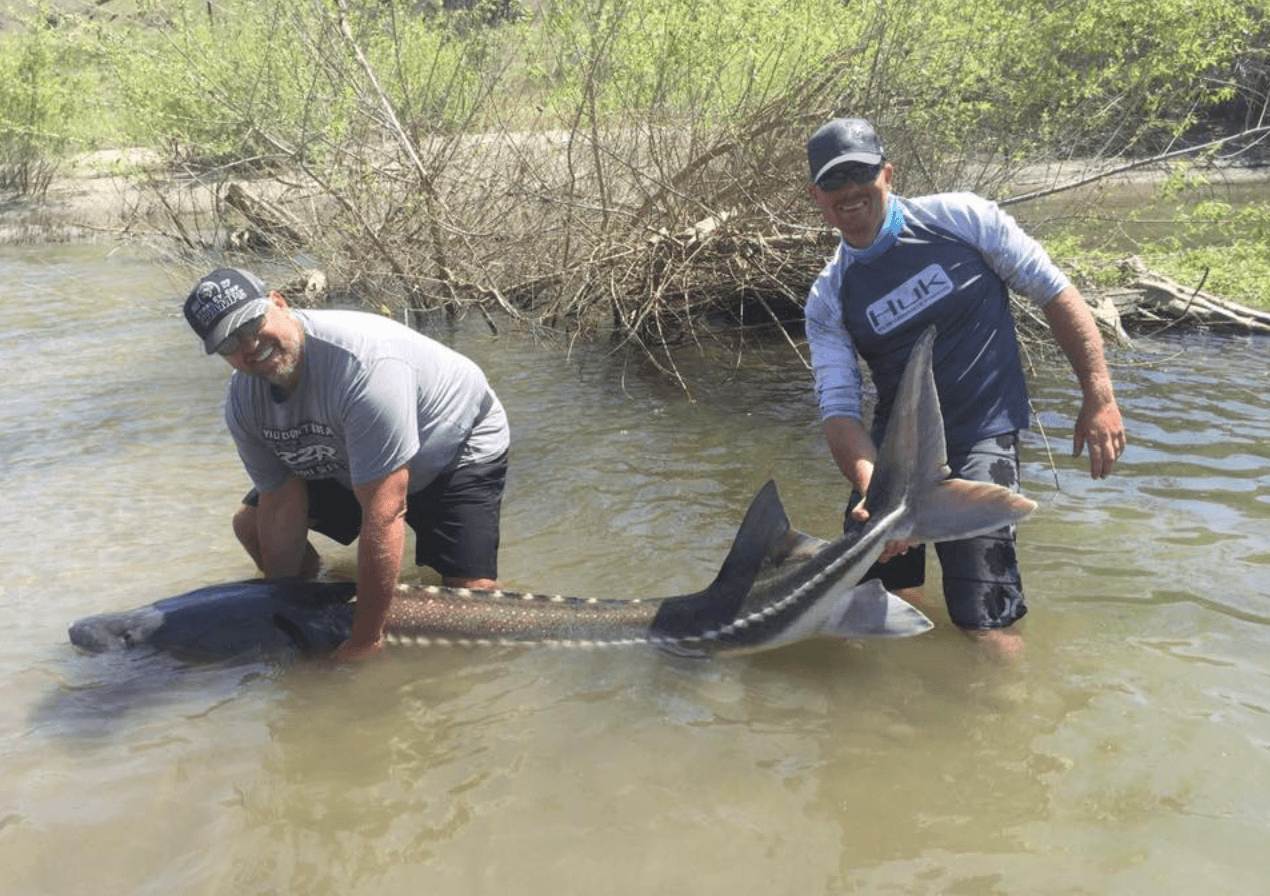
[0,4,97,197]
[1160,201,1270,305]
[1,0,1268,334]
[1045,165,1270,309]
[94,2,349,168]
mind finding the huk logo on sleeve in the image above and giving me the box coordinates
[867,264,953,334]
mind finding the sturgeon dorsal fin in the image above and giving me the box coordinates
[707,480,793,598]
[648,479,792,638]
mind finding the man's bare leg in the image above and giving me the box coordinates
[442,576,499,590]
[231,504,322,578]
[963,627,1025,663]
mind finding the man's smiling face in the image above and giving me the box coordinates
[222,295,305,390]
[808,162,894,249]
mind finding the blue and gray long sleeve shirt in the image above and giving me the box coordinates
[805,192,1070,452]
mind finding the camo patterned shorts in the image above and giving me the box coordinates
[846,432,1027,631]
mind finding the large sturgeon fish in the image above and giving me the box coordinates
[68,325,1036,662]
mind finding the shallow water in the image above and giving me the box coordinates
[2,245,1268,895]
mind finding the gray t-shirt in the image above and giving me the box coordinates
[226,309,509,494]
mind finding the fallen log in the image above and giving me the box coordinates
[1111,256,1270,335]
[224,182,304,249]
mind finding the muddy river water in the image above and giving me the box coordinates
[2,243,1268,895]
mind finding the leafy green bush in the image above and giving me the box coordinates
[9,0,1261,176]
[90,4,340,169]
[1042,170,1270,309]
[0,11,84,196]
[1145,197,1270,307]
[514,0,851,123]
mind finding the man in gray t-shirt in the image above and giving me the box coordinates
[184,268,510,661]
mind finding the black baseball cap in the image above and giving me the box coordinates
[184,268,272,354]
[807,118,885,186]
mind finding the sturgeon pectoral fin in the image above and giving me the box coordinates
[830,579,933,639]
[796,578,933,641]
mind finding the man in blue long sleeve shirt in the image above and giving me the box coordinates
[803,118,1127,660]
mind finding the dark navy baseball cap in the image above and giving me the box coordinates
[184,268,272,354]
[807,118,886,185]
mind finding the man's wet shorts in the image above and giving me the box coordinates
[242,452,507,580]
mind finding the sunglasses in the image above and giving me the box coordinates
[216,314,267,357]
[816,162,882,191]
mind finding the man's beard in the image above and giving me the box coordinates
[262,338,303,388]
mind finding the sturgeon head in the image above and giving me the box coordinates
[69,579,357,660]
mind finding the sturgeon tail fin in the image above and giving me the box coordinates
[875,324,1037,543]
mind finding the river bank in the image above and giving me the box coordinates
[0,148,294,246]
[6,149,1268,337]
[9,148,1268,247]
[0,149,165,244]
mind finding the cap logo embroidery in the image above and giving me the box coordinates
[190,278,252,327]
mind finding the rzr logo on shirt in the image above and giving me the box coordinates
[262,422,346,480]
[276,443,339,470]
[867,263,952,334]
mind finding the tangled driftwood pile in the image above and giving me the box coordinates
[195,180,1270,349]
[552,212,1270,346]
